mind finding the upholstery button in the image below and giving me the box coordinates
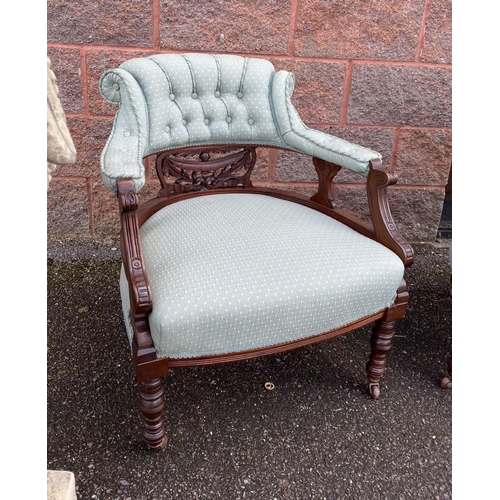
[191,92,198,99]
[182,119,187,126]
[204,118,210,125]
[248,118,255,126]
[169,93,175,101]
[214,91,221,98]
[123,131,131,137]
[164,125,170,133]
[237,92,243,98]
[226,117,232,123]
[113,83,120,91]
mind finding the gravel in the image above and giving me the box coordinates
[47,238,452,499]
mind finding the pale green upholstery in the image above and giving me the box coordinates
[99,53,381,191]
[120,194,404,359]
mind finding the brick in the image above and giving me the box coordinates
[335,185,445,242]
[47,48,83,114]
[52,117,113,178]
[47,0,153,46]
[394,129,452,185]
[86,49,153,116]
[47,179,90,237]
[294,0,425,60]
[420,0,452,64]
[274,127,394,183]
[272,59,346,124]
[348,65,451,127]
[160,0,291,54]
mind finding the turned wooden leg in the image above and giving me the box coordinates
[366,319,396,399]
[138,377,168,449]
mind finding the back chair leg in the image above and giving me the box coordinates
[138,377,168,449]
[366,319,396,399]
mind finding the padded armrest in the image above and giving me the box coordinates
[285,127,381,176]
[271,71,381,176]
[100,69,150,192]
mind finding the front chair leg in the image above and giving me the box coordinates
[138,377,168,449]
[366,319,396,399]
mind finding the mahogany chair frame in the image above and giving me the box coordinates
[116,144,414,449]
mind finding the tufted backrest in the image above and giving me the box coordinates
[100,53,381,191]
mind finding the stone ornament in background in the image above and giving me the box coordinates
[47,57,78,500]
[47,57,76,189]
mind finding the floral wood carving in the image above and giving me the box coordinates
[155,146,257,197]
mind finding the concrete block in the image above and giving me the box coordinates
[47,0,153,46]
[47,179,91,237]
[294,0,425,60]
[420,0,452,63]
[47,48,84,114]
[273,59,346,124]
[348,64,452,127]
[394,129,452,185]
[160,0,291,54]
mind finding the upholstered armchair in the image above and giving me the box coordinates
[99,53,414,449]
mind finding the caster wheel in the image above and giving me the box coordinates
[369,382,380,399]
[440,376,452,390]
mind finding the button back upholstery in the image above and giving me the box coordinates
[99,53,381,191]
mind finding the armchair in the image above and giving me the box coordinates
[99,53,414,449]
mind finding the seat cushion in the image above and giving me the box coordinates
[120,193,404,359]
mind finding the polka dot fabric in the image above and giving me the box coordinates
[120,194,404,359]
[100,53,382,192]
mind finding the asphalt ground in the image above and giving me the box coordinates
[47,239,452,500]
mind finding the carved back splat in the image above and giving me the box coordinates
[155,146,257,197]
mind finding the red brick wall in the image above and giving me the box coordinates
[47,0,451,242]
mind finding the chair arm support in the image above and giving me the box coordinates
[117,179,156,353]
[366,160,414,267]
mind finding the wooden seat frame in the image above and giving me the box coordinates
[116,144,414,449]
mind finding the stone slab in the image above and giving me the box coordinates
[47,470,77,500]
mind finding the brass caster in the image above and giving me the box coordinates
[368,382,380,399]
[440,376,452,390]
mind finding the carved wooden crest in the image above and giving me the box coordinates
[155,146,257,197]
